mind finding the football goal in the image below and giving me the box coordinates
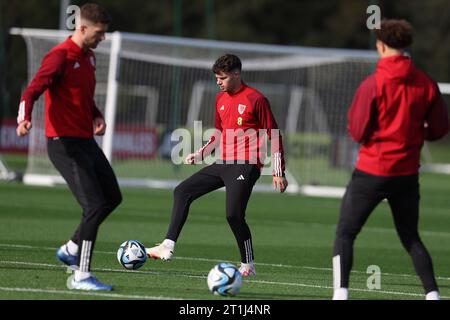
[11,28,448,197]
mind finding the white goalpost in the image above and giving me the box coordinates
[421,83,450,175]
[10,28,449,197]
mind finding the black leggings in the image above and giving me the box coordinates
[47,137,122,272]
[333,169,438,293]
[165,163,261,263]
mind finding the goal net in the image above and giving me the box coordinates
[421,83,450,175]
[12,28,447,196]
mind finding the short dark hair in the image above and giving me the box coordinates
[212,54,242,74]
[374,19,413,49]
[81,3,112,25]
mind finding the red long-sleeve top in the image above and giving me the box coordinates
[17,37,103,138]
[348,55,449,176]
[197,82,286,177]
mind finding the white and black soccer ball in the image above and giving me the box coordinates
[207,262,242,296]
[117,240,147,270]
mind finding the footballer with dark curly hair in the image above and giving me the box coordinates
[332,19,449,300]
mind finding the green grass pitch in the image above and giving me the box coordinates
[0,173,449,300]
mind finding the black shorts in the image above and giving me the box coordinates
[46,137,121,214]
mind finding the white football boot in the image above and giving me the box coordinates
[146,239,175,261]
[332,288,349,300]
[425,291,440,300]
[239,262,256,277]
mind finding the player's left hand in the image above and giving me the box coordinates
[94,117,106,136]
[273,176,288,193]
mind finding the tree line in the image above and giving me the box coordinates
[1,0,449,119]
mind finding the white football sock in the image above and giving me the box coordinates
[332,288,349,300]
[425,291,440,300]
[162,239,175,249]
[74,270,91,282]
[66,240,78,255]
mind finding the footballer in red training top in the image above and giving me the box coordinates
[332,19,449,301]
[146,54,288,277]
[197,72,285,176]
[16,3,122,291]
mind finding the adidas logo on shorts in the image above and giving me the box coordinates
[237,175,245,181]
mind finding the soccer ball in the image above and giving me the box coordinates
[207,262,242,296]
[117,240,147,270]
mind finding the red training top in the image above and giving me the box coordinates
[348,55,449,176]
[198,82,286,177]
[18,36,103,138]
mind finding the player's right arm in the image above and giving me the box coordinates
[185,131,221,164]
[185,105,222,165]
[16,49,66,137]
